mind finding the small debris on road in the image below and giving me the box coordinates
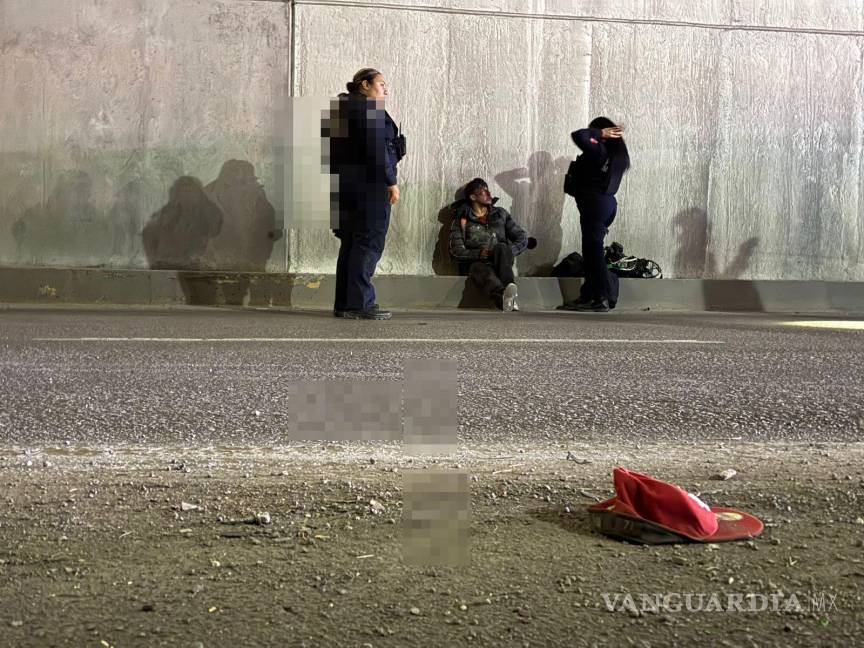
[713,469,737,481]
[566,452,592,465]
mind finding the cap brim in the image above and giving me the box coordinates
[703,506,764,542]
[588,499,764,544]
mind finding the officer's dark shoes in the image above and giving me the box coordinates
[573,299,610,312]
[558,299,588,311]
[344,308,392,320]
[337,303,380,318]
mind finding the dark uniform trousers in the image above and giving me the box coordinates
[334,206,391,312]
[467,243,515,299]
[576,192,619,306]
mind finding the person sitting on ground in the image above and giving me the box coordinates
[449,178,529,312]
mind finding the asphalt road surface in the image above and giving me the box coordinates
[1,306,862,447]
[2,305,864,647]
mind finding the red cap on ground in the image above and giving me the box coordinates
[588,468,764,543]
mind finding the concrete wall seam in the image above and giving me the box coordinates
[292,0,864,37]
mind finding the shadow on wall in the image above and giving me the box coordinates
[12,170,112,266]
[110,179,149,264]
[495,152,568,277]
[204,160,281,272]
[143,176,222,271]
[142,161,284,306]
[432,187,462,276]
[673,207,762,311]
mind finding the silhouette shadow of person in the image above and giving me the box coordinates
[673,207,711,278]
[13,170,107,265]
[432,187,463,276]
[109,179,147,265]
[204,160,280,272]
[142,176,223,304]
[495,151,568,276]
[143,176,223,271]
[203,160,281,305]
[673,207,761,310]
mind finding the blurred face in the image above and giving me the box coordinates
[470,185,492,207]
[361,74,388,99]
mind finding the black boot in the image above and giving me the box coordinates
[572,299,609,312]
[336,303,379,318]
[343,306,391,320]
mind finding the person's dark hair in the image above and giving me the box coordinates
[346,68,381,94]
[589,116,630,173]
[463,177,488,198]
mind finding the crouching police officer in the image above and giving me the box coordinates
[328,68,405,320]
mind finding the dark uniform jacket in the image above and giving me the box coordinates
[570,128,624,196]
[325,93,400,231]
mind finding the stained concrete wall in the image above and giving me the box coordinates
[1,0,863,280]
[0,0,291,272]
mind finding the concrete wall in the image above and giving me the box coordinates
[1,0,863,280]
[0,0,291,272]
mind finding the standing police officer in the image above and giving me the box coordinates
[328,68,404,320]
[561,117,630,312]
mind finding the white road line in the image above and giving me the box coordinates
[781,321,864,330]
[34,337,725,344]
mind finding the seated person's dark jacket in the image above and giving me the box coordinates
[448,200,528,274]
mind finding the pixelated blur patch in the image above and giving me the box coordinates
[402,470,470,566]
[273,95,333,230]
[287,380,401,441]
[403,359,458,456]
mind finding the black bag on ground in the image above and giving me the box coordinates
[551,251,585,277]
[604,242,662,279]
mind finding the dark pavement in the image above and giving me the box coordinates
[1,306,862,446]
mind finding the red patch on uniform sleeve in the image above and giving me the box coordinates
[590,138,599,144]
